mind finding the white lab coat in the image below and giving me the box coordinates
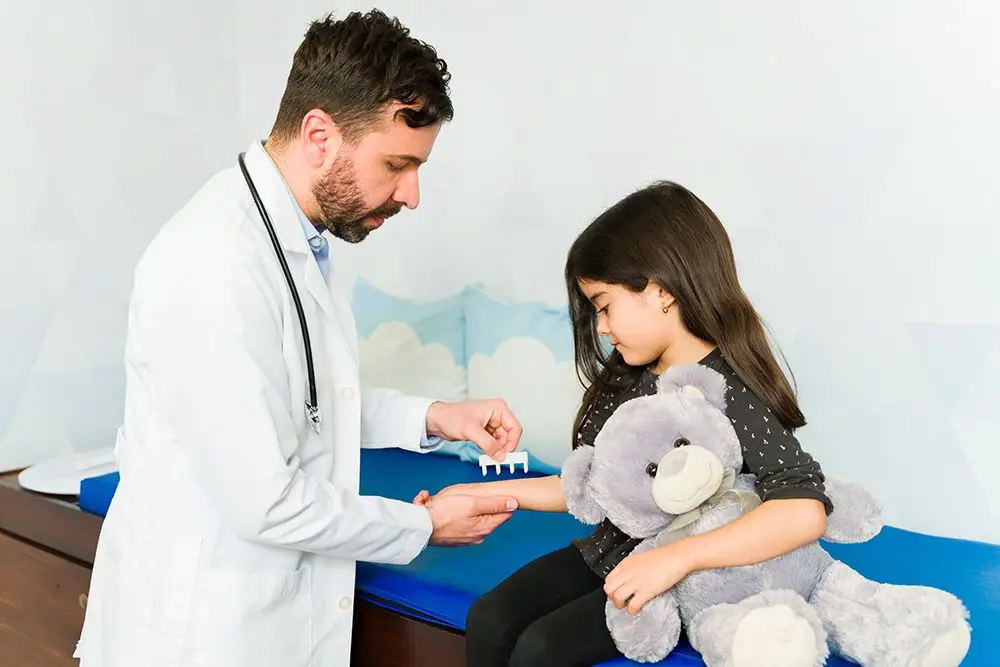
[75,141,439,667]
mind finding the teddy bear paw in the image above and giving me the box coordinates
[730,603,821,667]
[919,623,971,667]
[605,594,681,663]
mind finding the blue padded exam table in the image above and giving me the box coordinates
[79,448,1000,666]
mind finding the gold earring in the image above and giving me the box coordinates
[662,303,670,314]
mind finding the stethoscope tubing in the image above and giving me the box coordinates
[237,152,321,432]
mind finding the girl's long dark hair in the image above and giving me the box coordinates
[566,181,805,442]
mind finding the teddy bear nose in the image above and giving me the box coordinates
[650,445,725,515]
[659,448,689,477]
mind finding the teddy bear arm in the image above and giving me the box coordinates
[560,445,607,524]
[605,570,683,663]
[821,477,884,543]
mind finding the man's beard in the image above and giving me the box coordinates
[311,152,402,243]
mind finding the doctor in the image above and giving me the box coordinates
[76,10,521,667]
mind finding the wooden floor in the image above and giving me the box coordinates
[0,472,468,667]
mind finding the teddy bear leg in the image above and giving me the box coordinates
[688,590,828,667]
[604,591,681,664]
[810,561,971,667]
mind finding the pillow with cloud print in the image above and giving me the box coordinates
[463,286,583,474]
[352,277,468,404]
[352,280,583,474]
[352,279,491,464]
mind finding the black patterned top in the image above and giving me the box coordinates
[571,348,832,578]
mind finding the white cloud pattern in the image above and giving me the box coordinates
[467,337,583,469]
[358,321,466,402]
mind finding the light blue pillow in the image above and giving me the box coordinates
[352,278,466,360]
[351,281,587,476]
[461,288,582,475]
[351,279,477,461]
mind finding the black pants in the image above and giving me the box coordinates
[465,546,621,667]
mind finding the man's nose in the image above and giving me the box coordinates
[394,170,420,209]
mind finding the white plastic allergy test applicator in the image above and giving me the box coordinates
[479,451,529,475]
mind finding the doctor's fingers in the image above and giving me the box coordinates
[473,509,514,539]
[469,427,507,462]
[486,404,523,451]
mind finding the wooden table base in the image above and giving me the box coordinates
[0,473,466,667]
[351,600,466,667]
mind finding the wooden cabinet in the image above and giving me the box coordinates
[0,531,90,666]
[0,473,466,667]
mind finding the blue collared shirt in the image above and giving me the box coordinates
[259,143,330,281]
[292,199,330,282]
[300,218,330,282]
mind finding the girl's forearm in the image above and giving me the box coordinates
[673,498,828,572]
[454,475,567,512]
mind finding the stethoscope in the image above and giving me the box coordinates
[237,152,322,434]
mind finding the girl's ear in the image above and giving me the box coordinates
[560,447,606,525]
[648,282,676,311]
[648,281,669,298]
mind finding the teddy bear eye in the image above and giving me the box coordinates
[645,462,658,477]
[674,437,690,448]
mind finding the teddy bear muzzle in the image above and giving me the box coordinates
[650,445,725,515]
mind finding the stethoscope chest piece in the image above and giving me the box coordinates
[307,402,322,434]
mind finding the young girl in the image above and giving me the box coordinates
[418,181,833,667]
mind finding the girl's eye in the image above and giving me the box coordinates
[646,462,658,477]
[598,305,609,315]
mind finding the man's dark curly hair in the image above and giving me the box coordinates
[270,9,453,143]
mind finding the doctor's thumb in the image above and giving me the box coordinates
[474,495,518,514]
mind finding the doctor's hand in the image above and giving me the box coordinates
[426,399,523,462]
[423,493,518,547]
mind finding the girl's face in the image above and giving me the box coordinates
[578,279,675,369]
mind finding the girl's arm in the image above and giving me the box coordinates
[604,498,826,614]
[674,497,826,569]
[417,475,567,512]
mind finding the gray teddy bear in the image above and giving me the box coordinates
[560,363,971,667]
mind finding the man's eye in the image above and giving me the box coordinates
[387,162,405,172]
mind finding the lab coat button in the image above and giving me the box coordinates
[342,387,356,400]
[339,595,352,610]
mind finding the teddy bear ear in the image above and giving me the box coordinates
[656,363,728,412]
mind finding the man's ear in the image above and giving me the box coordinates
[300,108,343,168]
[560,447,606,525]
[656,364,728,413]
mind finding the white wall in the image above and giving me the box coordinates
[0,1,242,471]
[2,1,998,543]
[236,0,1000,544]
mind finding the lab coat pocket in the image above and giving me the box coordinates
[185,565,313,667]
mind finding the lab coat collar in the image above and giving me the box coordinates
[239,141,341,334]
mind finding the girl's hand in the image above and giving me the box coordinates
[413,483,469,506]
[604,543,694,615]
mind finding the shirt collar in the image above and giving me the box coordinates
[258,141,329,256]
